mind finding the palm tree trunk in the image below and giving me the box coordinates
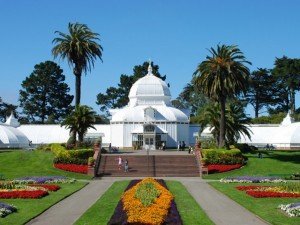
[219,97,226,148]
[75,74,81,106]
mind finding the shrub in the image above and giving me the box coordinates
[53,156,87,165]
[202,148,243,165]
[68,149,94,159]
[235,143,257,153]
[36,144,51,151]
[199,138,217,149]
[135,182,161,206]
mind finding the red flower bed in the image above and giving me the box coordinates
[207,164,242,173]
[29,184,60,191]
[54,163,88,174]
[0,190,48,199]
[246,190,300,198]
[236,186,267,191]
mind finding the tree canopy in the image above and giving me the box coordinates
[271,56,300,115]
[52,22,103,106]
[0,97,18,123]
[19,61,74,123]
[96,61,166,115]
[194,44,251,147]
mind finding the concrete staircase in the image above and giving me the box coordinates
[96,155,200,177]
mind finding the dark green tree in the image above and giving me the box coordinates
[172,77,208,116]
[272,56,300,115]
[194,100,251,146]
[19,61,74,123]
[61,105,96,143]
[246,68,279,118]
[0,97,18,122]
[96,61,166,115]
[52,22,103,106]
[194,44,251,147]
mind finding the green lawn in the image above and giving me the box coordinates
[0,182,87,225]
[204,151,300,180]
[75,180,214,225]
[209,182,299,225]
[0,150,91,180]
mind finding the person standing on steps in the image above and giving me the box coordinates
[117,156,122,170]
[124,159,129,172]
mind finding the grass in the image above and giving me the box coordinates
[165,180,214,225]
[74,180,130,225]
[0,150,91,180]
[0,182,87,225]
[75,180,214,225]
[203,150,300,180]
[209,182,299,225]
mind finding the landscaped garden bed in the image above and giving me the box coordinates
[75,180,214,225]
[108,178,182,225]
[209,181,300,225]
[0,202,17,218]
[0,176,64,199]
[236,184,300,198]
[207,164,242,173]
[278,202,300,217]
[54,163,88,174]
[201,148,245,174]
[220,176,285,183]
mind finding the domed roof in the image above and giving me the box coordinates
[111,105,189,122]
[128,64,171,106]
[0,123,29,148]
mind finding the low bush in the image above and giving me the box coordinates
[68,149,94,159]
[235,143,258,153]
[53,156,87,165]
[202,149,244,165]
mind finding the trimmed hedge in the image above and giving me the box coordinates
[48,144,94,166]
[202,149,244,165]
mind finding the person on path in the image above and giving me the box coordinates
[109,143,112,153]
[178,141,181,151]
[124,159,129,172]
[117,156,122,170]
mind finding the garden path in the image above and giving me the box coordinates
[26,180,113,225]
[26,177,269,225]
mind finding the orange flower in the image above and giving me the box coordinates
[122,178,173,225]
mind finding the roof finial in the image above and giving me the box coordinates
[147,59,153,75]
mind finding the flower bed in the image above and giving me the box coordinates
[108,178,182,225]
[14,176,73,184]
[278,202,300,217]
[0,190,48,199]
[236,185,300,198]
[0,202,17,217]
[28,184,60,191]
[207,164,242,173]
[54,163,88,174]
[220,176,285,183]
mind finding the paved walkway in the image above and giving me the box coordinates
[27,177,269,225]
[26,180,113,225]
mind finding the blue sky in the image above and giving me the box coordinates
[1,0,299,117]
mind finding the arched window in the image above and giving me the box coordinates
[144,124,155,133]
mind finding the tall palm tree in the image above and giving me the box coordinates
[196,101,251,147]
[61,105,96,143]
[52,23,103,106]
[194,44,251,147]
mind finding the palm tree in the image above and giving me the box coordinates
[196,101,251,147]
[52,23,103,106]
[61,105,96,144]
[194,44,251,147]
